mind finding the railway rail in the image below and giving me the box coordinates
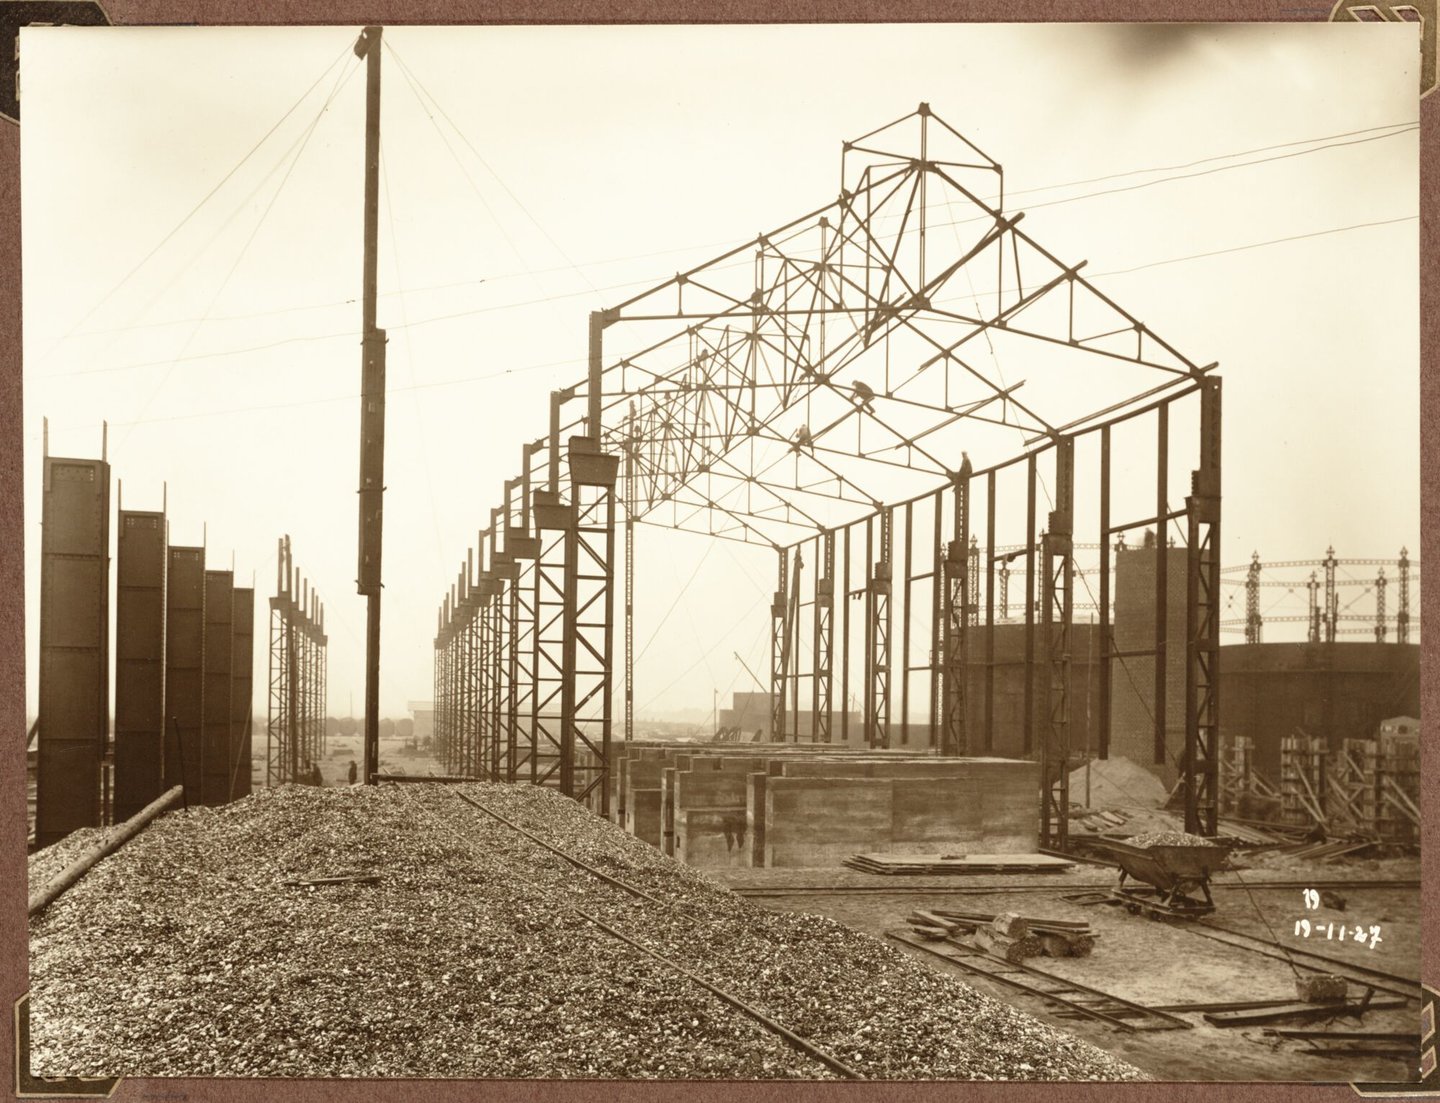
[396,783,864,1079]
[731,880,1420,898]
[1182,919,1423,1002]
[888,930,1193,1033]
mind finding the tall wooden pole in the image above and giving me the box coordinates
[355,26,386,783]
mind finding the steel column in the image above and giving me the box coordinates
[114,509,166,821]
[1183,376,1222,837]
[1039,437,1074,851]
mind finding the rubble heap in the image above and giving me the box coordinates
[30,783,1146,1081]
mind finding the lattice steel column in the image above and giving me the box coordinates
[813,530,835,744]
[866,508,893,749]
[509,523,539,783]
[268,591,288,786]
[564,436,618,808]
[1245,552,1262,644]
[1397,548,1410,644]
[533,487,571,787]
[941,467,970,756]
[1183,376,1222,837]
[1375,569,1387,643]
[489,569,506,781]
[771,548,789,742]
[1039,437,1074,851]
[1323,546,1338,644]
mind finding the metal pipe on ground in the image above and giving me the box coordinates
[28,785,185,919]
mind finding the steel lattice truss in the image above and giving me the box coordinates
[570,106,1210,549]
[433,105,1224,839]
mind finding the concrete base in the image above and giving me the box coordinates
[675,810,749,868]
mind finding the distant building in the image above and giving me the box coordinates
[407,700,434,739]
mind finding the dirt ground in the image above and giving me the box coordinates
[249,733,446,788]
[719,862,1423,1085]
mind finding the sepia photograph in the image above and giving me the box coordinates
[14,18,1427,1090]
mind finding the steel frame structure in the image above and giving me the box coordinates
[1221,548,1420,643]
[266,535,328,786]
[432,105,1222,839]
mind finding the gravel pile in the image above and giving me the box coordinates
[30,783,1147,1082]
[1127,831,1219,848]
[29,826,111,893]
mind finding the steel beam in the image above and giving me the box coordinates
[1040,437,1074,851]
[565,436,619,809]
[37,453,111,846]
[230,588,254,800]
[114,509,165,822]
[201,570,234,806]
[166,545,205,805]
[1183,376,1222,836]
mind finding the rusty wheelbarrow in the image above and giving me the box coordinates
[1093,838,1234,919]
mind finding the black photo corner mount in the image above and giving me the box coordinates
[1352,983,1439,1097]
[1,1,112,124]
[14,994,122,1098]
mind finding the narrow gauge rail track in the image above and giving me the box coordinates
[732,880,1420,898]
[887,931,1193,1033]
[392,784,865,1080]
[1182,920,1423,1002]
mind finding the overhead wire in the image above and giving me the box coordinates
[47,118,1416,347]
[42,40,356,354]
[117,54,363,449]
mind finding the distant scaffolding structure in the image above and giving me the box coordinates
[266,535,328,786]
[1220,548,1418,644]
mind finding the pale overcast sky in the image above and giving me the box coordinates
[20,23,1419,723]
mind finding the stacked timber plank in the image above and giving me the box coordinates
[845,853,1074,875]
[906,909,1096,961]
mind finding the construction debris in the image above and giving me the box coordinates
[1128,831,1220,849]
[1295,974,1349,1003]
[844,853,1074,875]
[904,909,1095,960]
[29,784,1146,1081]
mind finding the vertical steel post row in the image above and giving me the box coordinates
[166,546,205,803]
[1023,455,1037,755]
[201,570,234,806]
[115,509,166,821]
[230,588,254,800]
[37,451,110,846]
[1099,426,1112,761]
[814,530,835,743]
[1040,437,1074,850]
[942,470,969,756]
[1184,376,1222,837]
[771,547,789,742]
[1154,404,1169,767]
[566,437,619,809]
[985,472,997,752]
[867,508,893,749]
